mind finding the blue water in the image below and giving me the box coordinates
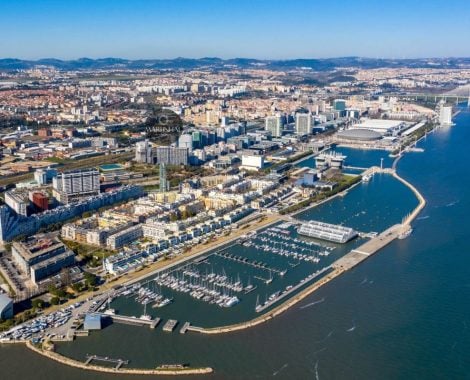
[297,174,418,232]
[1,111,470,379]
[297,146,394,169]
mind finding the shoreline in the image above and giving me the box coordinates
[4,134,430,374]
[5,166,428,373]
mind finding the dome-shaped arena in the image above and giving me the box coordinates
[336,128,382,141]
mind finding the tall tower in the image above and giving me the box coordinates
[295,113,312,136]
[159,163,168,193]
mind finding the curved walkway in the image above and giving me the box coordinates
[26,341,213,376]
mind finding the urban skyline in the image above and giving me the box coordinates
[0,2,469,379]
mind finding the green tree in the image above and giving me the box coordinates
[83,272,97,287]
[31,299,44,309]
[50,297,60,305]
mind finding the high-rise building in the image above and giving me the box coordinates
[159,163,168,192]
[34,167,58,185]
[178,134,193,153]
[5,190,29,216]
[52,169,100,204]
[265,115,283,137]
[295,113,312,136]
[135,139,154,164]
[439,106,453,126]
[155,147,189,166]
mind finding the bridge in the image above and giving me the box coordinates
[382,92,470,106]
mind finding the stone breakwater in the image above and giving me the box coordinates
[26,341,213,376]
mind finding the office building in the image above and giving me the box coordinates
[439,106,453,126]
[0,294,13,320]
[295,113,312,136]
[178,134,193,153]
[84,314,102,330]
[5,190,29,216]
[0,185,144,242]
[52,169,100,204]
[106,225,143,250]
[11,235,75,284]
[135,139,154,164]
[29,191,49,211]
[155,147,189,165]
[34,167,58,185]
[265,115,283,137]
[241,155,264,170]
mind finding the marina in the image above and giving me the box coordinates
[79,173,419,331]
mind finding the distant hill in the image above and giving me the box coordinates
[0,57,469,71]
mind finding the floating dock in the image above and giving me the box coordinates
[163,319,178,332]
[85,355,129,370]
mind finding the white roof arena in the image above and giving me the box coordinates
[350,119,406,134]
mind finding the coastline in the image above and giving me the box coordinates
[4,126,431,374]
[7,161,428,374]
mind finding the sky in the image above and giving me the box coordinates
[0,0,469,60]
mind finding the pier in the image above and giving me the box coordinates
[334,224,402,270]
[214,251,283,274]
[150,318,161,329]
[85,355,129,370]
[179,322,191,334]
[255,266,332,312]
[96,313,161,329]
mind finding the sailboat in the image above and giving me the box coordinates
[140,302,151,321]
[255,295,262,312]
[265,270,273,284]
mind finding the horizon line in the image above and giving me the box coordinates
[1,55,470,62]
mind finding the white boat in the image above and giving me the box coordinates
[157,298,173,308]
[224,296,240,307]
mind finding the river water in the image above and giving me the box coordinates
[1,110,469,379]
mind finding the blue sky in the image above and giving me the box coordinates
[0,0,469,59]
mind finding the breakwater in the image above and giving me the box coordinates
[26,341,213,376]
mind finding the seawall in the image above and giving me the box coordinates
[26,341,213,376]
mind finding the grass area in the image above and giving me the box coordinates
[0,152,134,188]
[61,239,116,267]
[56,152,134,171]
[280,175,362,215]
